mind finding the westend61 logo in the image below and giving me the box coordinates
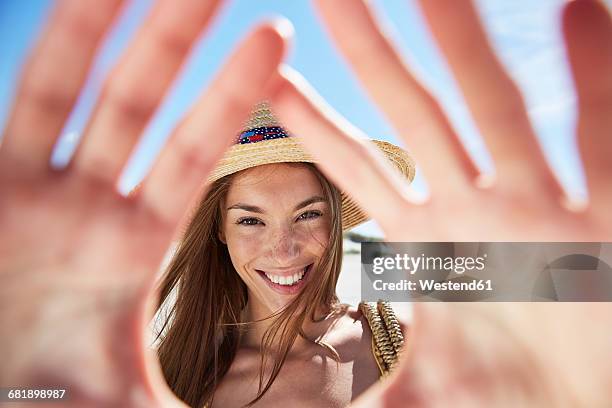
[361,242,612,302]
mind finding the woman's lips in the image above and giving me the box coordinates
[256,264,313,295]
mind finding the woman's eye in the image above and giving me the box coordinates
[236,212,321,226]
[298,210,322,221]
[237,217,262,226]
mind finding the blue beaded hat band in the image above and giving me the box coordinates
[236,101,289,144]
[208,101,416,231]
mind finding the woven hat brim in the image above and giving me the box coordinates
[206,137,416,231]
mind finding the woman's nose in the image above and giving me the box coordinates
[269,227,302,264]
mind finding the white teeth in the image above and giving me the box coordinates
[263,267,307,286]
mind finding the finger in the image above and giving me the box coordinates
[71,0,223,185]
[0,0,123,173]
[139,22,291,226]
[269,66,425,240]
[563,0,612,217]
[418,0,564,198]
[314,0,480,197]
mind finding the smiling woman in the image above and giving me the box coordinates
[222,165,330,300]
[151,102,415,407]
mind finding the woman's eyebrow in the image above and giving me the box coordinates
[294,196,325,210]
[226,195,326,213]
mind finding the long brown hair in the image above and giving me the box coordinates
[152,163,344,408]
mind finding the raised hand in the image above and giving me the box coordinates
[268,0,612,406]
[0,1,290,406]
[271,0,611,243]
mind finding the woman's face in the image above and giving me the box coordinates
[221,163,331,311]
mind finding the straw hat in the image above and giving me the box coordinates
[207,102,416,231]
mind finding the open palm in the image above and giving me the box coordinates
[0,1,289,406]
[267,0,612,406]
[271,0,611,243]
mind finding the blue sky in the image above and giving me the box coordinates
[1,0,609,237]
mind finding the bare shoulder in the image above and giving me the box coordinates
[321,303,375,357]
[342,303,370,334]
[326,303,370,343]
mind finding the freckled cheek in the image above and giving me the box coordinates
[303,223,331,255]
[225,227,268,272]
